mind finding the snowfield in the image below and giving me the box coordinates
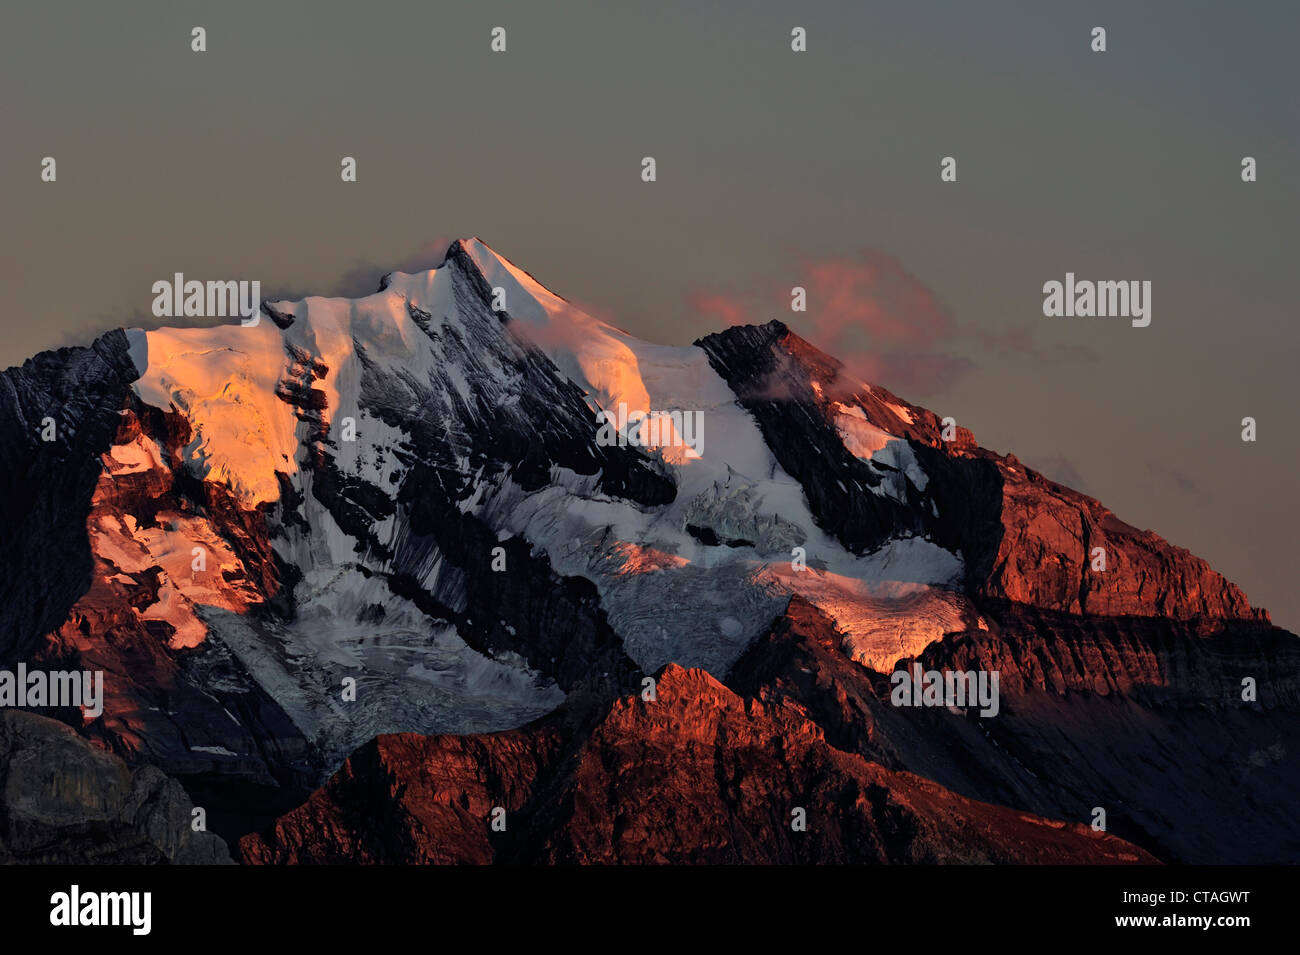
[116,237,974,760]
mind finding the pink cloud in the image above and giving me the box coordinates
[686,290,749,331]
[798,251,953,350]
[569,298,622,329]
[684,248,1089,401]
[789,250,969,397]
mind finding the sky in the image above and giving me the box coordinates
[2,0,1297,630]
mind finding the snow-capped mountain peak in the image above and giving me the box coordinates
[4,238,1263,815]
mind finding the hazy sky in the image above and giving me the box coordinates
[2,1,1297,629]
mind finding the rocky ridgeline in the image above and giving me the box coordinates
[699,320,1262,621]
[0,241,1292,864]
[239,664,1154,865]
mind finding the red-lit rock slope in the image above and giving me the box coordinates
[239,663,1156,865]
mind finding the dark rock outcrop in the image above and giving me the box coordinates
[729,596,1300,863]
[0,710,232,864]
[0,331,140,662]
[697,320,1262,622]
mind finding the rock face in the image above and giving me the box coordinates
[696,320,1262,622]
[239,665,1155,865]
[0,238,1294,864]
[730,597,1300,864]
[0,332,140,661]
[2,242,672,840]
[988,473,1259,620]
[0,710,231,864]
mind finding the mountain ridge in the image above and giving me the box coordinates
[0,237,1292,863]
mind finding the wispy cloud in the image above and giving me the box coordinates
[686,290,749,331]
[263,238,457,303]
[1147,461,1204,498]
[1029,454,1088,492]
[791,250,973,396]
[686,247,1094,399]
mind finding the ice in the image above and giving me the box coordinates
[117,237,969,744]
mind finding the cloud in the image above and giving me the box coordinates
[971,325,1098,364]
[684,247,1094,399]
[330,238,456,298]
[1147,461,1203,497]
[684,248,973,398]
[686,291,749,331]
[797,251,954,352]
[568,297,624,331]
[1029,454,1088,492]
[262,238,457,303]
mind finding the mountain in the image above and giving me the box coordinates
[0,238,1294,863]
[238,663,1156,865]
